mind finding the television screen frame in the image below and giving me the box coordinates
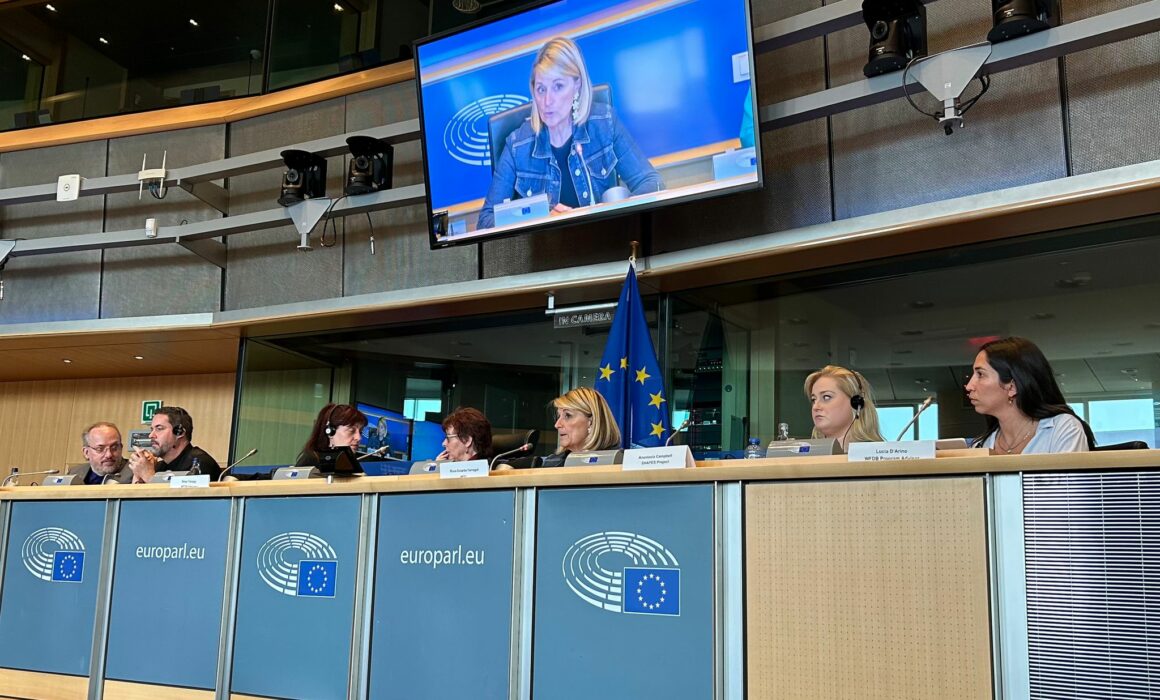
[413,0,763,249]
[356,403,414,460]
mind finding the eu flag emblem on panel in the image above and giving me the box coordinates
[296,560,337,598]
[622,566,680,616]
[51,550,85,583]
[596,265,671,448]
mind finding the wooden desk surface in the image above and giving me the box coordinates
[3,449,1157,500]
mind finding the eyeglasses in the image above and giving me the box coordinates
[444,434,460,442]
[85,443,122,455]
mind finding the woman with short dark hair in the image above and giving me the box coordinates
[437,407,494,462]
[296,403,368,467]
[965,337,1094,454]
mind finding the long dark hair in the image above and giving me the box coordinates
[299,403,367,462]
[974,337,1095,449]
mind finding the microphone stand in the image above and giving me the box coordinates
[895,396,936,441]
[490,443,533,470]
[2,469,60,486]
[217,448,259,482]
[357,445,390,461]
[665,419,692,447]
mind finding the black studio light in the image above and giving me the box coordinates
[277,150,327,207]
[861,0,928,78]
[344,136,394,196]
[987,0,1059,43]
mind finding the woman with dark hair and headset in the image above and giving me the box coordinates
[804,366,885,450]
[965,336,1094,454]
[295,403,368,467]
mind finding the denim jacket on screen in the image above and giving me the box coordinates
[477,103,664,229]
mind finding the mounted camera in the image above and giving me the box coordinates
[344,136,394,196]
[862,0,928,78]
[987,0,1059,43]
[277,150,327,207]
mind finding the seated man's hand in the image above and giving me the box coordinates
[128,449,158,483]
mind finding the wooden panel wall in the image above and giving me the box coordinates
[745,477,993,700]
[0,373,235,480]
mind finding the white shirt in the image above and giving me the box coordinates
[980,413,1090,454]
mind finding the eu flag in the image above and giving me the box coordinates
[296,560,338,598]
[596,265,671,448]
[622,566,680,616]
[52,550,85,583]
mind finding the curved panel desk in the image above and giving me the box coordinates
[1,449,1157,700]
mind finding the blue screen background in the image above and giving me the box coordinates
[417,0,755,211]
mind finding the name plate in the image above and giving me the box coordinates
[847,440,937,462]
[621,446,696,471]
[439,459,490,479]
[170,474,211,489]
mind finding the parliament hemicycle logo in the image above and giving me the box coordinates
[21,527,86,583]
[443,94,529,167]
[562,531,681,616]
[256,532,338,598]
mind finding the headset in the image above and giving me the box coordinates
[323,404,341,437]
[160,406,192,438]
[849,372,867,418]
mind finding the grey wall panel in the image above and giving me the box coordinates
[101,126,226,318]
[0,141,106,323]
[224,100,347,311]
[828,0,1068,220]
[480,212,643,278]
[343,83,478,295]
[1062,0,1160,175]
[654,0,831,252]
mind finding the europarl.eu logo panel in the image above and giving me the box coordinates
[255,532,338,599]
[562,530,680,616]
[21,527,85,583]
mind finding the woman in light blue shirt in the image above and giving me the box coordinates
[964,337,1094,454]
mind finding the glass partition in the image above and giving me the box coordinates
[236,216,1160,459]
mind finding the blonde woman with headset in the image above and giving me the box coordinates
[804,366,884,450]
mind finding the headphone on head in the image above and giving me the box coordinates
[323,404,341,437]
[849,373,866,418]
[165,407,191,438]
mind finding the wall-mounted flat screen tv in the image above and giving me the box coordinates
[415,0,762,248]
[356,403,413,460]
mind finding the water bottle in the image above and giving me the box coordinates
[745,437,764,459]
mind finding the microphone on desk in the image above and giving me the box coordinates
[665,418,692,447]
[357,445,390,461]
[2,469,60,487]
[490,443,533,470]
[217,448,259,482]
[895,396,936,442]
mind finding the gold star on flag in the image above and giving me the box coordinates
[598,364,615,381]
[649,391,666,408]
[650,422,665,438]
[619,357,628,369]
[635,366,651,384]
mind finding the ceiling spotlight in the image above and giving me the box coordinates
[452,0,482,13]
[45,3,56,11]
[861,0,927,77]
[189,18,199,27]
[21,54,30,61]
[333,3,344,11]
[133,355,144,360]
[63,359,72,364]
[99,37,109,45]
[278,150,327,206]
[988,0,1059,43]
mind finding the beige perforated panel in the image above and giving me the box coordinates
[745,478,992,700]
